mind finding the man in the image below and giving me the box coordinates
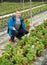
[8,10,28,45]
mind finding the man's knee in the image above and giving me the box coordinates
[25,30,29,34]
[11,30,18,37]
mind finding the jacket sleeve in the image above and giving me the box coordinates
[21,18,26,31]
[8,18,13,30]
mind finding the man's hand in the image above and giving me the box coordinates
[13,27,18,33]
[13,27,16,31]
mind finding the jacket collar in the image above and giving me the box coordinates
[14,16,23,22]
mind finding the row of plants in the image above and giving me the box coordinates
[0,4,47,30]
[22,5,47,18]
[0,19,47,65]
[0,2,46,15]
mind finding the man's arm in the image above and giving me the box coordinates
[21,18,29,34]
[8,18,16,31]
[8,18,13,30]
[21,18,27,31]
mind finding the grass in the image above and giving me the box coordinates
[0,2,47,15]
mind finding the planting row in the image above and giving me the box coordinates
[0,19,47,65]
[0,2,47,15]
[22,5,47,18]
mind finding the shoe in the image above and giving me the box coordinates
[13,42,17,46]
[17,37,22,40]
[8,39,12,42]
[0,53,2,58]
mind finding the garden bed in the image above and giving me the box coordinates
[0,19,47,65]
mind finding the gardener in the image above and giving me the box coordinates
[8,10,28,44]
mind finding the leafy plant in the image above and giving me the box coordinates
[0,19,47,65]
[26,48,36,63]
[24,19,30,27]
[36,41,44,56]
[29,36,36,45]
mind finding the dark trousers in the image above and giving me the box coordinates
[11,29,28,42]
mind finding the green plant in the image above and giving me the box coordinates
[22,57,28,64]
[36,41,44,57]
[24,19,30,27]
[17,39,24,46]
[0,19,47,65]
[44,20,47,26]
[26,48,36,63]
[0,57,13,65]
[28,36,36,46]
[30,29,36,36]
[36,31,43,38]
[23,35,29,44]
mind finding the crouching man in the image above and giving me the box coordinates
[8,10,29,45]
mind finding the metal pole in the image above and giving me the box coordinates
[1,0,3,3]
[23,0,24,10]
[30,0,33,27]
[42,0,44,4]
[20,0,21,3]
[27,0,33,36]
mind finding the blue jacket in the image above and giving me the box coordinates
[8,16,26,37]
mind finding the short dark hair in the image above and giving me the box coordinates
[16,10,21,12]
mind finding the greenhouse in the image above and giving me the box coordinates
[0,0,47,65]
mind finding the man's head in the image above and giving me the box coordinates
[16,10,21,18]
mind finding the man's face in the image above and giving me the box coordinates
[16,11,21,18]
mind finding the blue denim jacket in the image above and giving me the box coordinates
[8,16,26,37]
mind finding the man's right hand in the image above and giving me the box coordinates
[13,27,18,33]
[13,27,16,31]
